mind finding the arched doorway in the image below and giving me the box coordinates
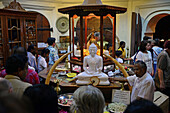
[36,13,51,42]
[144,13,170,48]
[154,15,170,41]
[144,14,169,38]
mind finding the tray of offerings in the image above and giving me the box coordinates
[58,93,73,107]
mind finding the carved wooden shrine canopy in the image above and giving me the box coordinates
[58,1,127,73]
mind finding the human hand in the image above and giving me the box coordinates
[160,82,165,91]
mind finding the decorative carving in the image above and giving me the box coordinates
[4,0,25,11]
[82,0,103,5]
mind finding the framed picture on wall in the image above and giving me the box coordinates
[60,36,70,43]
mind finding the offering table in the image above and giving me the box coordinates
[38,67,121,103]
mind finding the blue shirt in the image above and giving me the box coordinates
[152,46,163,64]
[47,46,59,65]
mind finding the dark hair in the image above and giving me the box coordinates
[41,48,50,57]
[5,54,28,74]
[14,47,27,56]
[139,40,147,52]
[115,51,122,57]
[23,84,58,113]
[134,60,147,69]
[124,99,163,113]
[120,41,125,46]
[143,36,151,40]
[27,45,35,52]
[154,39,160,46]
[47,37,56,45]
[164,40,170,49]
[147,40,151,44]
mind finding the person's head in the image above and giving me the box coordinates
[139,40,147,52]
[143,36,151,41]
[124,99,163,113]
[5,54,28,80]
[164,40,170,49]
[14,47,27,56]
[70,85,105,113]
[23,84,58,113]
[94,32,100,41]
[47,37,56,46]
[41,48,50,58]
[154,38,161,46]
[134,60,147,77]
[146,41,152,50]
[115,51,122,58]
[27,44,36,55]
[0,78,13,95]
[89,43,97,57]
[120,41,125,48]
[0,94,33,113]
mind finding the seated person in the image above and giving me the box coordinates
[5,54,32,98]
[27,45,37,71]
[70,85,105,113]
[0,47,40,85]
[76,43,110,85]
[87,32,99,49]
[115,50,123,64]
[37,48,50,73]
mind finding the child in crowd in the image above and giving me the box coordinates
[37,48,50,73]
[115,50,123,64]
[47,37,59,65]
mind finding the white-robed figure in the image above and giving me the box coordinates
[76,43,110,85]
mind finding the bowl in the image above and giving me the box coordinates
[58,93,73,107]
[106,102,127,113]
[66,73,76,78]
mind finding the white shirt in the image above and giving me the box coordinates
[37,55,47,73]
[27,52,37,70]
[136,51,153,74]
[127,72,155,102]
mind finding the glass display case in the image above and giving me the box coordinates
[58,4,126,73]
[0,16,4,70]
[25,19,37,50]
[8,17,22,56]
[0,0,38,68]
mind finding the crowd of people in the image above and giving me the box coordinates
[116,38,170,111]
[0,35,169,113]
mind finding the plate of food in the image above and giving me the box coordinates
[107,102,127,113]
[66,73,76,78]
[58,93,73,107]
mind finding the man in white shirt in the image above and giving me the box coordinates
[113,60,155,102]
[127,60,155,102]
[27,45,37,71]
